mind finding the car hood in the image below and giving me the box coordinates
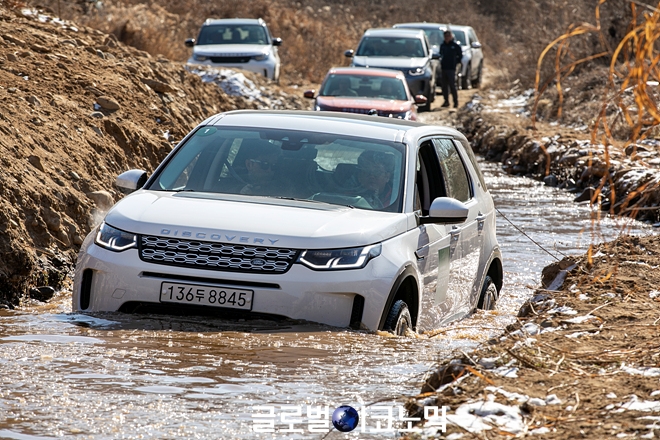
[104,191,408,249]
[317,96,412,112]
[352,56,427,70]
[192,44,270,56]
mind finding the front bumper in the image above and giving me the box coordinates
[73,242,398,331]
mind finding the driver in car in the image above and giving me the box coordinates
[352,150,395,209]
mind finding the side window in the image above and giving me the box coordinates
[416,141,445,215]
[455,139,487,191]
[469,29,478,44]
[432,138,471,202]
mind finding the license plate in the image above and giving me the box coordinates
[160,282,253,311]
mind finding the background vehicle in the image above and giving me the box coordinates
[394,22,484,89]
[185,18,282,82]
[344,28,439,111]
[303,67,427,120]
[73,111,502,336]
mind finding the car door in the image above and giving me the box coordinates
[468,28,483,76]
[413,140,456,329]
[432,138,483,318]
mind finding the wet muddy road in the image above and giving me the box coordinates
[0,162,652,439]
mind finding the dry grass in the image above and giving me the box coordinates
[533,0,660,146]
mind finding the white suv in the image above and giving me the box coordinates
[73,111,502,335]
[185,18,282,82]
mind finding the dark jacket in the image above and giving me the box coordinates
[439,40,462,70]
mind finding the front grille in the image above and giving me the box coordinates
[209,56,251,63]
[138,235,299,274]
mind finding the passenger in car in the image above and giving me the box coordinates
[226,139,288,196]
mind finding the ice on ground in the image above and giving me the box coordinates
[545,394,562,405]
[564,315,600,324]
[447,397,525,434]
[493,366,519,378]
[621,364,660,377]
[615,395,660,412]
[547,306,578,315]
[186,66,289,109]
[485,386,529,403]
[566,331,599,339]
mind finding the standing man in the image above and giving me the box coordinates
[439,30,462,108]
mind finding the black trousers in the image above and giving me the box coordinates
[441,69,458,105]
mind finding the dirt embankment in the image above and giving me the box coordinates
[0,6,302,305]
[407,234,660,438]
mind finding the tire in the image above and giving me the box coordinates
[471,63,482,89]
[460,65,470,90]
[383,299,413,336]
[477,275,498,310]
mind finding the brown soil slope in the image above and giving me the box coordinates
[0,6,302,305]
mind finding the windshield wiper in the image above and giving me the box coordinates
[271,196,355,208]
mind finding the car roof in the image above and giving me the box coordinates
[326,67,404,79]
[362,28,426,39]
[394,22,473,32]
[203,110,463,143]
[203,18,265,26]
[394,22,445,30]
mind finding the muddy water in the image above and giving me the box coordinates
[0,163,652,439]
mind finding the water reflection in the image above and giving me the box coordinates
[0,161,653,439]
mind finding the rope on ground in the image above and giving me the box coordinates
[495,206,570,261]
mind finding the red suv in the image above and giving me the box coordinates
[304,67,427,120]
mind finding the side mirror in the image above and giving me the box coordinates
[414,95,428,105]
[184,38,195,48]
[344,49,354,58]
[272,37,283,46]
[471,41,482,49]
[420,197,468,224]
[116,169,148,195]
[431,50,440,60]
[303,90,316,99]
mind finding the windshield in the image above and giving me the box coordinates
[320,74,409,100]
[197,24,269,45]
[355,37,426,57]
[149,126,406,212]
[451,30,467,46]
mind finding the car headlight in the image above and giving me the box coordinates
[408,67,425,76]
[192,54,208,61]
[298,244,381,270]
[253,52,269,61]
[314,104,321,111]
[95,222,137,252]
[387,110,412,119]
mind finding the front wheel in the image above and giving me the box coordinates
[383,299,412,336]
[477,275,498,310]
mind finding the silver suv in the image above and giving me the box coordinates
[185,18,282,82]
[394,23,484,89]
[345,28,439,111]
[72,111,502,335]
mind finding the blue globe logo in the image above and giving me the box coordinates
[332,405,359,432]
